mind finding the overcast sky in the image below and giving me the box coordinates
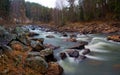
[25,0,56,8]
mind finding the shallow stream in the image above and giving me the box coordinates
[27,25,120,75]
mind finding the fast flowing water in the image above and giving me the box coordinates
[27,25,120,75]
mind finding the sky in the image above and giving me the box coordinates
[25,0,56,8]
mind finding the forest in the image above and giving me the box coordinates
[0,0,120,25]
[0,0,120,75]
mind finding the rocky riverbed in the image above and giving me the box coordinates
[0,24,120,75]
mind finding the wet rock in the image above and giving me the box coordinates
[107,35,120,42]
[64,37,77,42]
[62,32,68,37]
[46,35,55,38]
[60,52,67,60]
[30,38,44,44]
[66,49,79,58]
[77,55,86,60]
[60,49,79,59]
[25,56,48,74]
[46,62,63,75]
[27,32,39,37]
[31,40,45,52]
[44,44,60,50]
[40,48,57,62]
[68,42,87,50]
[82,49,90,55]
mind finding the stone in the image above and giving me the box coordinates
[62,32,68,37]
[9,41,25,51]
[82,49,90,55]
[66,49,79,58]
[16,34,30,46]
[40,48,56,62]
[45,62,63,75]
[13,26,29,35]
[0,26,13,46]
[25,56,48,74]
[44,44,60,50]
[60,52,67,60]
[30,38,44,44]
[31,40,44,52]
[107,35,120,42]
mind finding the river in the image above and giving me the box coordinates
[26,25,120,75]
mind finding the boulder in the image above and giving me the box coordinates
[66,49,79,58]
[13,26,30,45]
[44,44,60,50]
[60,52,67,60]
[16,34,30,46]
[60,49,79,60]
[13,26,29,35]
[25,56,48,74]
[46,62,63,75]
[9,41,25,51]
[107,35,120,42]
[31,40,44,52]
[40,48,57,62]
[0,26,14,46]
[82,49,90,55]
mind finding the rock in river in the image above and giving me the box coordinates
[60,52,67,60]
[40,48,57,62]
[66,49,79,58]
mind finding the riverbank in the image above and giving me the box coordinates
[0,26,63,75]
[37,21,120,34]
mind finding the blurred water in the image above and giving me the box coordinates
[28,26,120,75]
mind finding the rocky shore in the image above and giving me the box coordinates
[0,26,63,75]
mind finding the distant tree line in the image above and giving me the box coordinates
[0,0,120,25]
[54,0,120,26]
